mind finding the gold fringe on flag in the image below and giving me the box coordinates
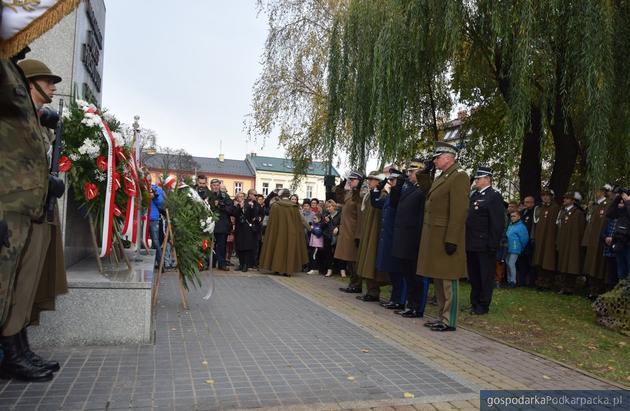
[0,0,82,58]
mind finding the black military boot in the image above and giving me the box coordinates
[0,333,53,382]
[20,328,60,372]
[242,264,248,273]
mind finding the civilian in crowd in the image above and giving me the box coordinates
[322,200,342,276]
[306,213,325,275]
[505,211,529,287]
[517,196,536,286]
[208,178,234,271]
[311,198,320,214]
[148,174,166,268]
[290,194,299,205]
[234,189,261,272]
[606,190,630,281]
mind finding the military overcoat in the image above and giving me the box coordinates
[355,190,389,282]
[416,163,470,279]
[259,199,308,274]
[532,202,560,271]
[556,206,586,275]
[334,189,361,262]
[581,199,609,280]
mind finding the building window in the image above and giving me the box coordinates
[276,183,283,189]
[306,185,313,199]
[262,182,269,196]
[234,181,242,195]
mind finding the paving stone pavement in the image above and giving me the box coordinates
[0,269,622,411]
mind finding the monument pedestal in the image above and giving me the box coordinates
[29,251,155,347]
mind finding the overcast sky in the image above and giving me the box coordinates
[102,0,284,160]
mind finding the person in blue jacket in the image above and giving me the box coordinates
[148,175,166,268]
[505,210,530,287]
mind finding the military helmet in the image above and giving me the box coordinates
[18,59,62,83]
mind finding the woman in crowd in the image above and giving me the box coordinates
[321,199,342,276]
[290,194,299,205]
[234,189,262,272]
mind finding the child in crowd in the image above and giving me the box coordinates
[306,213,324,275]
[506,210,529,287]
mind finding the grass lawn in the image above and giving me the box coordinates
[336,276,630,386]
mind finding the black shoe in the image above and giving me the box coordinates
[401,310,423,318]
[384,303,405,310]
[237,264,244,271]
[380,300,394,308]
[430,322,456,332]
[394,308,412,315]
[471,307,488,315]
[423,320,441,327]
[242,265,248,273]
[20,329,60,373]
[339,287,361,293]
[0,333,53,382]
[356,294,379,302]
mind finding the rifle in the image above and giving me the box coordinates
[47,99,64,222]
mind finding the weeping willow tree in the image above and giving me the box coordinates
[247,0,347,183]
[253,0,630,193]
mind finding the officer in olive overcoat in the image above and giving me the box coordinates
[532,188,560,289]
[417,142,470,331]
[556,191,586,294]
[582,186,611,296]
[336,172,364,293]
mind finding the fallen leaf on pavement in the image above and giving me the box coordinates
[201,360,208,365]
[204,379,214,384]
[403,392,415,399]
[171,328,177,331]
[361,349,370,353]
[542,375,551,380]
[347,376,355,381]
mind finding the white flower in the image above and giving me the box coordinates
[62,107,71,119]
[103,113,116,124]
[81,112,101,128]
[69,153,80,161]
[76,99,90,109]
[203,220,215,234]
[94,170,106,182]
[78,138,101,159]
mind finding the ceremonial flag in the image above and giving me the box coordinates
[0,0,81,58]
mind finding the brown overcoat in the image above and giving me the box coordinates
[30,210,68,324]
[355,191,389,282]
[581,199,609,280]
[259,199,308,274]
[532,202,560,271]
[334,189,361,262]
[556,206,586,275]
[417,163,470,279]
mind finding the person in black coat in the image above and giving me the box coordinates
[517,195,536,286]
[234,189,262,272]
[391,160,431,318]
[465,167,506,315]
[321,199,342,276]
[208,179,235,270]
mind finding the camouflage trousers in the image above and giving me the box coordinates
[0,211,32,327]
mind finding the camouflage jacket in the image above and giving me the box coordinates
[0,59,49,220]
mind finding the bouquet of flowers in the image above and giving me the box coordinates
[164,185,218,290]
[60,100,148,257]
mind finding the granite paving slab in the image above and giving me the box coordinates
[0,274,476,410]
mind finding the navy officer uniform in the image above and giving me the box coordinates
[465,167,505,315]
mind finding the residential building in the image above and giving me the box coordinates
[245,154,340,201]
[144,153,256,196]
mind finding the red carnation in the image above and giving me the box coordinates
[96,155,108,172]
[58,155,72,173]
[85,182,99,201]
[202,239,209,251]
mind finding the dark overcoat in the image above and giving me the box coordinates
[373,188,400,273]
[465,187,506,252]
[416,163,470,279]
[557,205,586,275]
[356,190,389,282]
[392,182,425,261]
[581,199,609,279]
[208,191,234,234]
[334,189,361,262]
[234,201,261,252]
[532,202,560,271]
[259,199,308,273]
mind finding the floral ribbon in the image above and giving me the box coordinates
[87,106,117,257]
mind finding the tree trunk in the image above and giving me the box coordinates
[548,103,578,202]
[519,104,543,199]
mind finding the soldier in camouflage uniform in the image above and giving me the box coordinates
[0,56,57,382]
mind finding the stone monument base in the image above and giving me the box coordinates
[30,251,155,347]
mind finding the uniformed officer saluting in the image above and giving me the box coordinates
[465,167,505,315]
